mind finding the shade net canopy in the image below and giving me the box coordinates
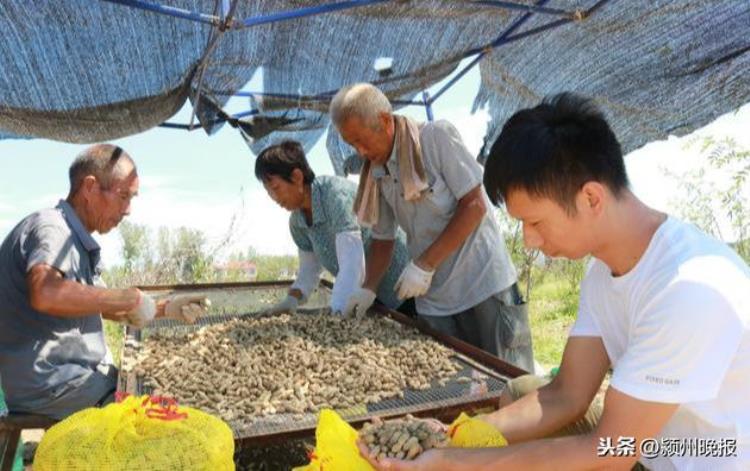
[0,0,747,173]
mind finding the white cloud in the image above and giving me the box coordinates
[97,185,297,268]
[444,107,491,156]
[0,194,64,241]
[29,193,64,210]
[137,174,179,191]
[627,103,750,207]
[625,103,750,241]
[0,174,298,269]
[94,231,123,269]
[398,103,491,157]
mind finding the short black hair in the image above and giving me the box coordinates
[483,92,629,213]
[254,140,315,184]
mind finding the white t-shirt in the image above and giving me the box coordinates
[570,217,750,470]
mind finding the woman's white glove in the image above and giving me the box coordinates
[164,294,211,324]
[395,261,435,299]
[262,295,299,316]
[342,288,376,317]
[125,291,156,329]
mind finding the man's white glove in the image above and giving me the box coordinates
[125,291,157,329]
[164,294,211,324]
[395,261,435,299]
[261,295,299,316]
[342,288,376,317]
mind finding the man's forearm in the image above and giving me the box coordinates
[417,186,485,271]
[45,281,139,317]
[29,268,140,318]
[363,239,395,291]
[428,434,617,471]
[481,380,585,444]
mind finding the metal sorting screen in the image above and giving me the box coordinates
[118,282,510,442]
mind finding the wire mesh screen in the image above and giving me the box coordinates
[119,282,510,443]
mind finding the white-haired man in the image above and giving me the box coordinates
[329,83,533,371]
[0,144,208,419]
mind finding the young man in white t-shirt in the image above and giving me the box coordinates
[358,93,749,470]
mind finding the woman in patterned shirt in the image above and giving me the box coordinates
[254,140,414,317]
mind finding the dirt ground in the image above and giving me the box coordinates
[234,439,313,471]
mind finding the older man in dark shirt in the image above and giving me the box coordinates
[0,144,207,419]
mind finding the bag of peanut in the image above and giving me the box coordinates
[448,412,508,448]
[34,394,235,471]
[296,409,508,471]
[293,409,373,471]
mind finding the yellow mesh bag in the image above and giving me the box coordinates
[448,412,508,448]
[34,394,235,471]
[293,409,373,471]
[296,409,509,470]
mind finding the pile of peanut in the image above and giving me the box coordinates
[359,416,449,461]
[124,313,461,425]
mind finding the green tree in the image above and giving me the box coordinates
[495,208,541,300]
[254,254,298,281]
[495,206,585,369]
[663,136,750,263]
[170,227,214,282]
[104,223,217,287]
[118,220,150,272]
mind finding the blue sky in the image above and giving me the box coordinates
[1,62,748,268]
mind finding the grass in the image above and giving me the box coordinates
[527,275,580,371]
[104,320,125,366]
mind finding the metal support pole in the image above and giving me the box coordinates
[232,109,259,119]
[158,122,195,130]
[472,0,575,17]
[427,0,611,107]
[159,108,258,130]
[429,0,551,105]
[394,98,429,107]
[213,90,424,107]
[494,0,611,47]
[220,0,230,21]
[101,0,390,29]
[422,91,434,121]
[100,0,222,26]
[240,0,389,28]
[144,0,612,132]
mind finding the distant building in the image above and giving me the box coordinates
[215,260,257,281]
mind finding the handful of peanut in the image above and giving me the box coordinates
[359,415,449,461]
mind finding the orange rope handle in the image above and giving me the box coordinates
[115,393,188,420]
[115,391,130,403]
[140,395,189,421]
[449,421,462,439]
